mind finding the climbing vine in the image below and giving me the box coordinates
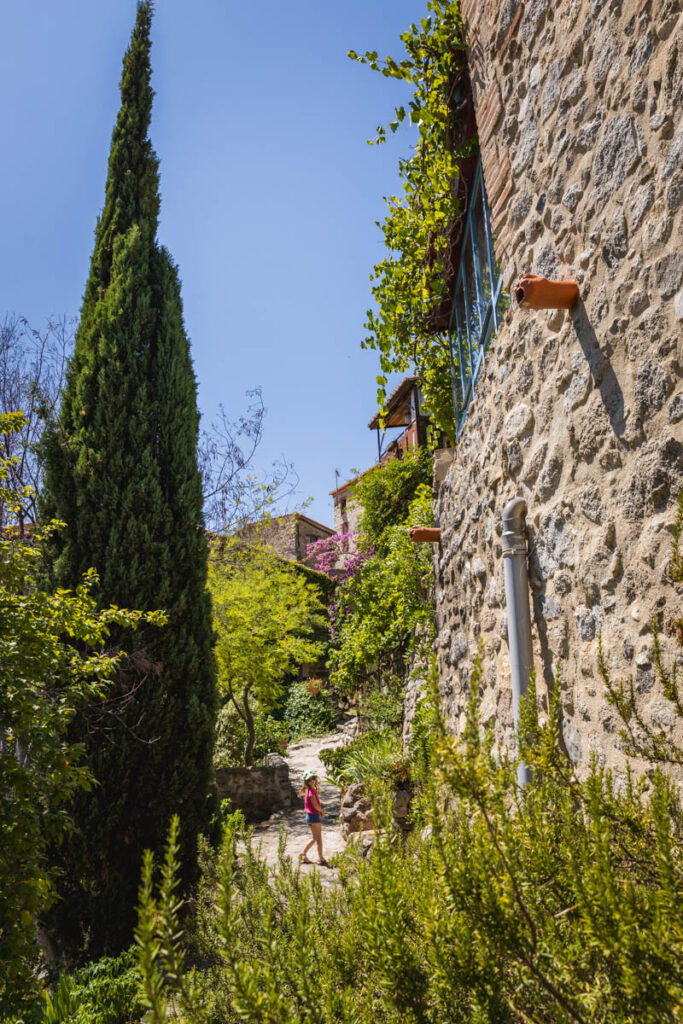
[350,0,476,436]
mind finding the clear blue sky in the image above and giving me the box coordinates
[0,0,421,527]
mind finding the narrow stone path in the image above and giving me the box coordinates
[250,730,348,879]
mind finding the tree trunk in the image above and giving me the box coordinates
[242,686,255,767]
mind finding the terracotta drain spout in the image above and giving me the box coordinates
[514,274,579,310]
[409,526,441,543]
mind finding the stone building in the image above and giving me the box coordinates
[431,0,683,778]
[236,512,334,567]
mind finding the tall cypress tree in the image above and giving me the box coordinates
[41,2,217,956]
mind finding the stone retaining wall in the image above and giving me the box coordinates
[433,0,683,779]
[215,754,294,821]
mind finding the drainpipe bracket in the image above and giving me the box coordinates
[502,544,527,557]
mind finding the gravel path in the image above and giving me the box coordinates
[249,730,348,879]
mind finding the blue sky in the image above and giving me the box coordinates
[0,0,421,526]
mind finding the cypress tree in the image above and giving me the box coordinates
[41,2,217,956]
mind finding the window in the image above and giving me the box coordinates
[447,158,507,439]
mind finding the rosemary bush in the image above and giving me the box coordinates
[136,648,683,1024]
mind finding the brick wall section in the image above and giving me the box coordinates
[431,0,683,779]
[463,4,521,265]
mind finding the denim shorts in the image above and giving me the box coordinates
[306,813,322,824]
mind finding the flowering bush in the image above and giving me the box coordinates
[306,531,372,582]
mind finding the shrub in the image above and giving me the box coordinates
[137,644,683,1024]
[319,731,403,787]
[283,682,337,741]
[360,686,404,732]
[43,948,143,1024]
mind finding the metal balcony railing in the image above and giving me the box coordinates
[447,159,508,438]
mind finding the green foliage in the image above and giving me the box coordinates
[210,542,328,763]
[353,448,433,551]
[283,682,337,741]
[39,3,217,956]
[43,949,143,1024]
[329,484,434,697]
[0,413,162,1017]
[599,617,683,766]
[407,661,442,787]
[135,816,208,1023]
[351,1,473,434]
[671,488,683,584]
[319,731,402,787]
[361,684,405,732]
[599,492,683,765]
[136,646,683,1024]
[213,703,289,768]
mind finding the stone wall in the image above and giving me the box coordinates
[332,479,364,539]
[237,513,334,566]
[237,516,300,562]
[433,0,683,778]
[215,754,294,821]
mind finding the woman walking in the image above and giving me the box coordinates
[299,770,328,866]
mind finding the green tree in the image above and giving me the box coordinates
[0,413,162,1016]
[209,543,327,765]
[39,2,217,956]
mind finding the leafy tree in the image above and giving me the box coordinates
[213,702,289,769]
[351,0,474,435]
[0,413,162,1017]
[210,543,328,765]
[198,387,300,534]
[39,2,216,956]
[0,315,74,535]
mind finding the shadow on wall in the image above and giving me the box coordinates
[526,523,573,766]
[520,300,627,767]
[571,301,625,438]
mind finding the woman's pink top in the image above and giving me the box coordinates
[304,787,321,814]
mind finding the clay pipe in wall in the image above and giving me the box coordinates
[514,274,579,310]
[409,526,441,543]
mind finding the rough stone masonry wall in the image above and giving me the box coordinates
[215,754,294,822]
[433,0,683,778]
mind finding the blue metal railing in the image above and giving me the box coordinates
[447,159,506,439]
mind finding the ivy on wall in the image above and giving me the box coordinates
[350,0,476,436]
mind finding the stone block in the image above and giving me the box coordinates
[504,404,534,440]
[592,116,642,200]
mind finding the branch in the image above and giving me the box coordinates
[198,387,300,533]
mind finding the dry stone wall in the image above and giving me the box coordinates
[215,754,294,822]
[433,0,683,779]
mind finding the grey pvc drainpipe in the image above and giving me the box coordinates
[501,497,533,788]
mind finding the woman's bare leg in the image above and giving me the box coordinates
[311,821,324,863]
[301,830,316,860]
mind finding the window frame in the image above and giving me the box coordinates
[447,158,504,439]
